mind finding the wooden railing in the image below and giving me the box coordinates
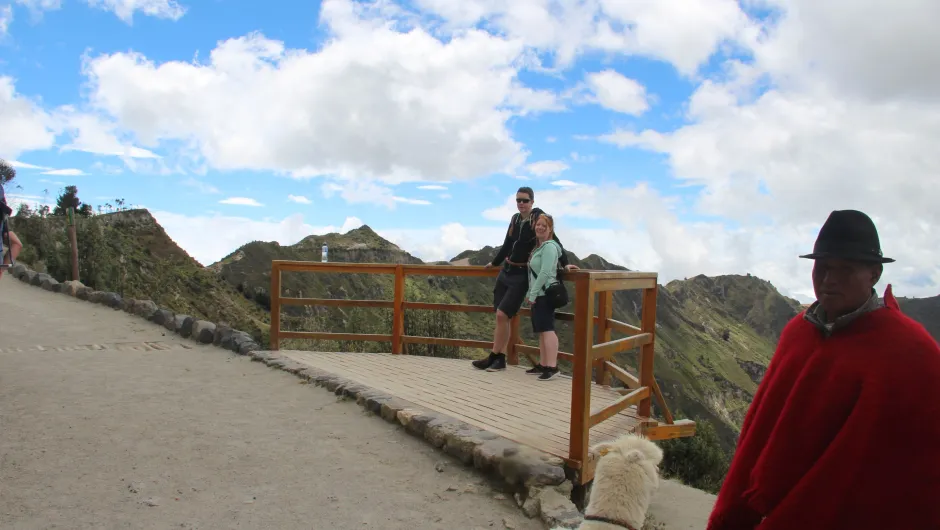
[268,260,694,482]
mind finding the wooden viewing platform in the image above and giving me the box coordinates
[268,261,695,484]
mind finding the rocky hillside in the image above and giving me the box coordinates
[10,208,270,341]
[897,295,940,340]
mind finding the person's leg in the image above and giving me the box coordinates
[485,271,527,372]
[473,272,512,369]
[532,297,559,381]
[8,230,21,262]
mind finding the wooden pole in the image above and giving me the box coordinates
[270,262,281,350]
[392,264,405,354]
[568,275,595,483]
[67,207,79,282]
[638,285,658,418]
[594,290,613,385]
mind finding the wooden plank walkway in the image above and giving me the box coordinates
[280,351,644,464]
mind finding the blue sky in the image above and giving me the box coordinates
[1,0,938,301]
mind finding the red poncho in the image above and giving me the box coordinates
[708,286,940,530]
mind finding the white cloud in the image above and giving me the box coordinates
[0,77,57,160]
[551,179,578,188]
[581,69,649,115]
[15,0,185,23]
[525,160,569,177]
[288,194,312,204]
[41,168,86,176]
[417,184,447,190]
[0,5,12,37]
[57,110,160,160]
[393,196,432,206]
[75,1,550,183]
[219,197,263,207]
[8,160,53,170]
[340,216,363,233]
[84,0,186,23]
[413,0,758,74]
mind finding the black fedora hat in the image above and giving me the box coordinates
[800,209,895,263]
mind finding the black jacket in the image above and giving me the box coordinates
[490,208,570,269]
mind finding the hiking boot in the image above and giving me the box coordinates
[538,366,559,381]
[525,364,543,375]
[472,352,498,370]
[485,354,507,372]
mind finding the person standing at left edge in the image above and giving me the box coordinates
[707,209,940,530]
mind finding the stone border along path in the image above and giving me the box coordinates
[7,263,594,528]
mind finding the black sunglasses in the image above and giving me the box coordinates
[516,198,531,204]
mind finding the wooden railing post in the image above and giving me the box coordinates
[508,315,520,365]
[392,264,405,354]
[638,285,657,418]
[568,275,595,479]
[270,262,282,350]
[594,290,613,386]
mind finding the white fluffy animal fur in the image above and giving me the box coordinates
[558,433,664,530]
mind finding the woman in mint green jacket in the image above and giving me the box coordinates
[525,214,563,381]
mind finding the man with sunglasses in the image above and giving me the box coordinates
[472,187,579,372]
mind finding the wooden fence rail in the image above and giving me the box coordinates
[268,260,694,483]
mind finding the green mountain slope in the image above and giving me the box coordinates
[10,209,270,340]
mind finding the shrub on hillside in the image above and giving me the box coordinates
[658,419,730,494]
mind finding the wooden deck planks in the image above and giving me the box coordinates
[280,351,645,463]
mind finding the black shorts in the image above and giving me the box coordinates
[530,295,556,333]
[493,269,528,318]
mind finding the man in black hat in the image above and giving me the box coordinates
[708,210,940,530]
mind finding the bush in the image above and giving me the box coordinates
[658,419,730,494]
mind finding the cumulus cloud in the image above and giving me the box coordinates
[219,197,263,207]
[0,77,57,159]
[14,0,186,23]
[41,168,86,176]
[581,70,649,115]
[288,194,312,204]
[413,0,758,73]
[84,0,186,23]
[76,3,541,183]
[525,160,569,177]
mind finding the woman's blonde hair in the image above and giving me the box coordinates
[528,213,556,262]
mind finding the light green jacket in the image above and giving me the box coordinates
[527,240,562,303]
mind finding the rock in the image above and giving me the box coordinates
[503,518,516,529]
[191,320,216,343]
[443,426,500,465]
[122,298,138,313]
[76,286,94,300]
[499,447,567,487]
[10,263,27,278]
[131,300,158,319]
[537,489,581,528]
[237,340,260,355]
[435,462,446,473]
[162,312,177,331]
[91,291,123,309]
[60,280,84,297]
[31,272,52,287]
[223,330,252,352]
[21,270,37,284]
[175,315,194,338]
[40,276,59,291]
[213,324,233,347]
[522,496,541,518]
[140,497,161,507]
[148,309,174,327]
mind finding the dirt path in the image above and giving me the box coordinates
[0,277,542,530]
